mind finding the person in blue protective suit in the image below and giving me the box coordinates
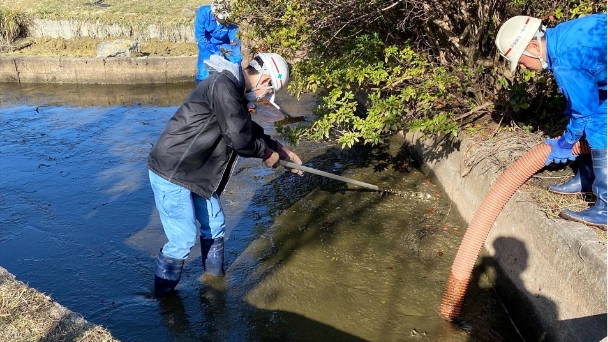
[495,13,607,229]
[147,53,304,297]
[194,0,242,84]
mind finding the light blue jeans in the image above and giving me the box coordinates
[149,170,226,260]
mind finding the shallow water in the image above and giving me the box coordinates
[0,83,522,341]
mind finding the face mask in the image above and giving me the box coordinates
[245,71,275,102]
[522,28,548,70]
[244,91,264,102]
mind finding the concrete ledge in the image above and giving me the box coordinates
[0,56,197,84]
[403,131,607,342]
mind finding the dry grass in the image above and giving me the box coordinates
[0,8,30,43]
[461,124,606,239]
[2,36,198,57]
[0,267,118,342]
[523,180,593,218]
[461,129,546,177]
[0,0,210,28]
[526,172,607,239]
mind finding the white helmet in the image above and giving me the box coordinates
[210,0,230,21]
[495,16,543,72]
[249,53,290,92]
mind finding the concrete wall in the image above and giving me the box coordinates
[0,56,197,84]
[28,19,196,43]
[403,131,607,342]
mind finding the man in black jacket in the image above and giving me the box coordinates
[147,53,303,297]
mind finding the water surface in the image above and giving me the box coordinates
[0,83,522,341]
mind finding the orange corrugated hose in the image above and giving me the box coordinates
[440,141,591,320]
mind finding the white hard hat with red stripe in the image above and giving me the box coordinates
[248,53,290,92]
[495,16,543,72]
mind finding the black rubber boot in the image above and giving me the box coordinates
[548,154,594,194]
[560,149,607,229]
[200,237,225,276]
[154,250,185,297]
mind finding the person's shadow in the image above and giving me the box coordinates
[157,278,367,342]
[461,237,606,342]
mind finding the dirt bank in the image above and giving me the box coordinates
[1,37,197,58]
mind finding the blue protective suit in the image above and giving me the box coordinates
[194,5,242,81]
[545,13,607,149]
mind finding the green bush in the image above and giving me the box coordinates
[234,0,606,146]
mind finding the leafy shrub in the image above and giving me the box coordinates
[233,0,606,146]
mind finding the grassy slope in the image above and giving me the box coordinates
[0,0,210,27]
[0,268,119,342]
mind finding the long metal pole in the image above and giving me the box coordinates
[279,160,380,191]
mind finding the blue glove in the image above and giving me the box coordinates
[545,137,576,166]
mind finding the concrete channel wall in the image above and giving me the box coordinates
[0,17,200,84]
[0,56,197,84]
[403,131,607,342]
[28,18,196,43]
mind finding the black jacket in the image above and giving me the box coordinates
[147,70,277,199]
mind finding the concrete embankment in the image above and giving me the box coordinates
[403,131,607,342]
[26,18,195,43]
[0,56,197,84]
[0,17,245,84]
